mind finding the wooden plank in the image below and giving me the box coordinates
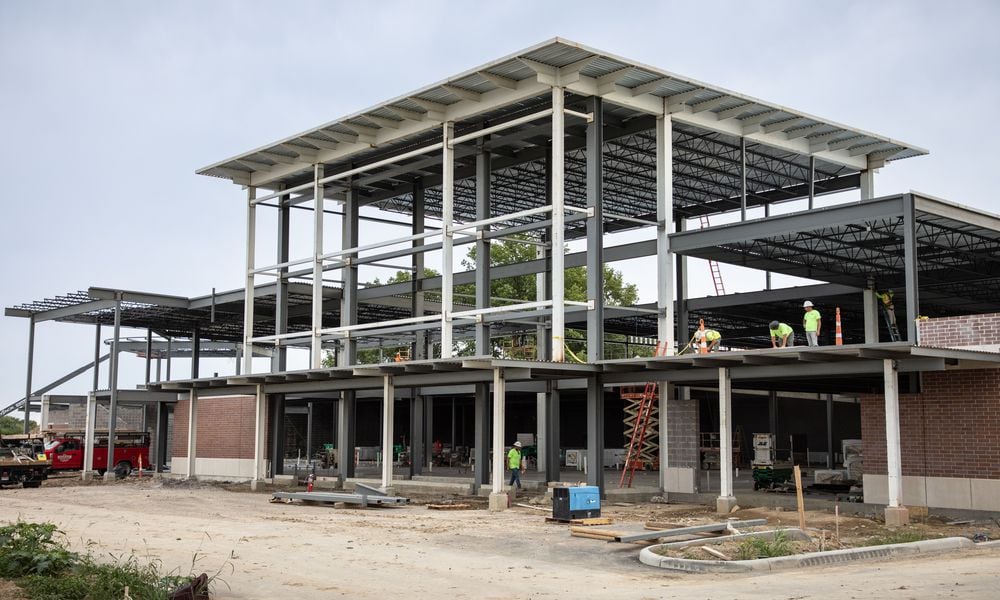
[613,519,767,543]
[570,517,613,526]
[794,465,807,531]
[701,546,729,560]
[569,526,620,537]
[426,503,472,510]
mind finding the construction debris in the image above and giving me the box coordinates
[427,503,472,510]
[613,519,767,543]
[271,482,409,508]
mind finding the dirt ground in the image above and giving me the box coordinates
[2,475,1000,599]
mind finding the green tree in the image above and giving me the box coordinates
[1,416,37,435]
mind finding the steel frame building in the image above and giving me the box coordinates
[8,39,1000,521]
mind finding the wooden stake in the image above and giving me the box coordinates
[794,465,806,530]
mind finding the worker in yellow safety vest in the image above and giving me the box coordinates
[507,441,523,490]
[876,289,897,328]
[769,321,795,348]
[695,329,722,352]
[802,300,822,346]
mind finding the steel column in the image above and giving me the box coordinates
[253,385,266,482]
[155,400,169,471]
[337,391,356,482]
[92,322,101,392]
[412,182,427,360]
[491,369,505,493]
[475,138,492,355]
[587,96,605,361]
[544,385,560,484]
[474,383,490,492]
[718,368,734,500]
[656,112,674,352]
[883,359,902,508]
[676,218,689,345]
[243,186,256,374]
[381,375,395,489]
[83,393,96,477]
[586,377,604,491]
[808,155,816,209]
[270,394,286,476]
[659,383,672,493]
[191,325,200,379]
[165,337,172,381]
[864,287,880,343]
[306,401,314,465]
[740,137,747,221]
[441,123,455,358]
[860,169,875,200]
[105,298,122,479]
[273,184,291,372]
[311,164,325,368]
[341,182,359,366]
[409,393,424,477]
[426,397,434,469]
[902,194,920,342]
[144,329,152,384]
[22,317,34,433]
[551,88,566,362]
[826,394,834,469]
[185,389,197,480]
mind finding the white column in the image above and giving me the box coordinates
[860,169,875,200]
[381,375,395,489]
[491,368,506,493]
[243,186,257,374]
[864,288,879,343]
[883,359,902,508]
[82,393,96,478]
[550,87,566,362]
[311,164,325,368]
[253,384,267,482]
[536,393,546,472]
[656,111,675,353]
[440,123,455,358]
[185,390,198,480]
[40,396,50,430]
[658,382,670,493]
[717,367,736,512]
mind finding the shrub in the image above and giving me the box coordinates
[735,530,794,560]
[0,521,79,578]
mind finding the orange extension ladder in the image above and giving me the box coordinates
[619,341,669,488]
[699,215,726,296]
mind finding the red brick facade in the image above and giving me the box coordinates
[173,395,258,460]
[861,369,1000,480]
[918,312,1000,348]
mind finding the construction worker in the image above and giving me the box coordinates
[802,301,822,346]
[695,329,722,352]
[507,441,523,491]
[769,320,795,348]
[877,289,897,328]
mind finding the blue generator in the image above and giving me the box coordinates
[552,486,601,520]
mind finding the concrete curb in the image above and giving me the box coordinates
[639,536,975,573]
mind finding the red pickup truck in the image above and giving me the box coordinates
[44,431,150,476]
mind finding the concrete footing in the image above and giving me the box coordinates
[250,479,265,492]
[488,492,509,512]
[81,471,96,482]
[885,505,911,527]
[716,495,738,515]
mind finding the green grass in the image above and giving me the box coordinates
[735,530,795,560]
[0,520,218,600]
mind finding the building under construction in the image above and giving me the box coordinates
[7,39,1000,522]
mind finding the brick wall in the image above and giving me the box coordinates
[918,313,1000,350]
[173,395,257,460]
[861,369,1000,480]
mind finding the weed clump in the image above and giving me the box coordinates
[735,530,794,560]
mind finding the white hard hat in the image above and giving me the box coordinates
[803,300,814,308]
[513,441,522,448]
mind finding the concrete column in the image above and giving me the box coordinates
[474,383,490,493]
[883,359,909,526]
[864,287,880,343]
[381,376,395,490]
[544,385,561,484]
[311,165,325,367]
[489,369,507,510]
[82,393,97,480]
[337,391,355,483]
[586,95,604,361]
[104,298,122,482]
[243,186,256,374]
[586,377,604,491]
[251,385,267,490]
[185,390,198,480]
[550,87,566,361]
[441,123,455,358]
[716,367,737,514]
[658,382,671,494]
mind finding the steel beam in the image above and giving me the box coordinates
[587,96,604,361]
[551,87,566,362]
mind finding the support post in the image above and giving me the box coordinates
[251,385,267,489]
[808,155,816,210]
[337,391,355,482]
[185,390,197,480]
[270,394,285,477]
[273,184,291,372]
[586,377,605,491]
[155,400,168,472]
[22,317,35,433]
[656,111,675,353]
[860,169,875,200]
[92,322,101,391]
[675,218,689,346]
[586,95,605,361]
[411,182,427,360]
[165,337,172,381]
[425,397,435,469]
[489,369,507,510]
[883,359,909,526]
[409,392,424,478]
[341,182,359,366]
[311,164,325,368]
[864,286,880,343]
[544,384,561,484]
[902,194,920,342]
[739,136,747,221]
[826,393,834,469]
[82,393,96,480]
[716,367,737,514]
[441,123,455,358]
[190,325,200,379]
[306,401,314,465]
[551,88,566,361]
[144,329,152,385]
[381,375,395,490]
[104,298,122,481]
[474,383,490,493]
[475,138,492,355]
[658,382,671,494]
[243,186,256,374]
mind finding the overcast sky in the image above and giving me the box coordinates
[2,0,998,417]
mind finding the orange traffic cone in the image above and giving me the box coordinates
[835,307,843,346]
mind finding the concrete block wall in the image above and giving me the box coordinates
[664,387,699,493]
[918,312,1000,351]
[46,403,144,432]
[860,368,1000,510]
